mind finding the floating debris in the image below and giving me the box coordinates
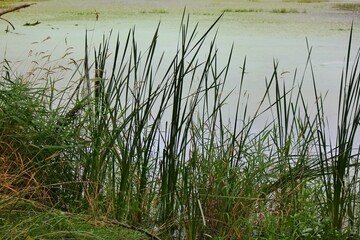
[24,20,41,26]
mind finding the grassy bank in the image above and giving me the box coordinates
[1,13,360,239]
[0,199,149,239]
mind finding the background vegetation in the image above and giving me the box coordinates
[0,13,360,239]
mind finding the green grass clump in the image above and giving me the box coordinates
[0,11,359,240]
[334,3,360,12]
[223,8,263,13]
[0,3,11,9]
[61,10,97,17]
[140,9,168,14]
[0,199,149,239]
[283,0,328,2]
[298,0,328,2]
[272,8,300,13]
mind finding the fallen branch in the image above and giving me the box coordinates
[0,3,36,17]
[0,3,36,30]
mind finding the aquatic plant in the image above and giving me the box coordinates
[0,11,359,239]
[272,8,300,13]
[298,0,328,3]
[140,9,169,14]
[222,8,263,13]
[334,3,360,12]
[311,26,360,235]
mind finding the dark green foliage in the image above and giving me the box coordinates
[0,65,79,207]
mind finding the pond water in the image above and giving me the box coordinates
[1,0,359,138]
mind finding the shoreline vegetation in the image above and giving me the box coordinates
[1,0,360,24]
[1,11,360,239]
[0,1,360,239]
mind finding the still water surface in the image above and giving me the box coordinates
[1,0,359,137]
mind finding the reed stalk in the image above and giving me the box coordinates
[0,12,359,239]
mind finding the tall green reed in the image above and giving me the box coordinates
[312,25,360,235]
[1,11,360,239]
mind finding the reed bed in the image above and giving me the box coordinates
[0,12,359,239]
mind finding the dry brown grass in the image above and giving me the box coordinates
[0,141,51,204]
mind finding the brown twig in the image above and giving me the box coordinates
[110,219,162,240]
